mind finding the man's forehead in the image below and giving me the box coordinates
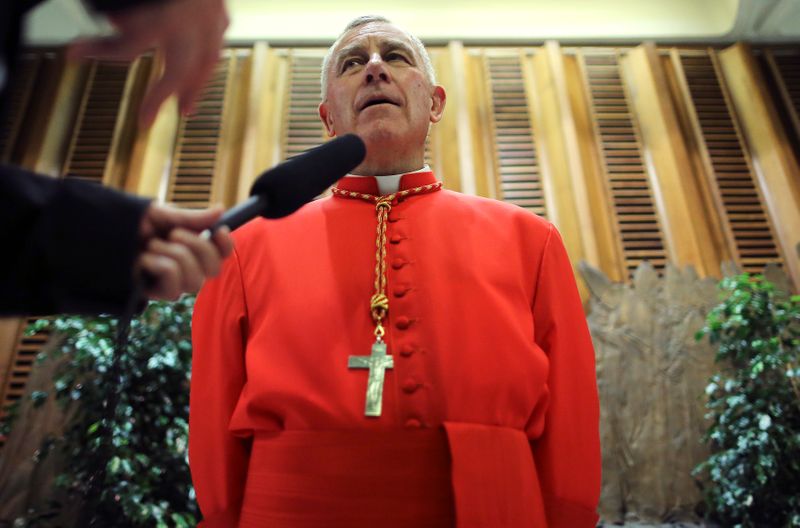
[335,23,414,54]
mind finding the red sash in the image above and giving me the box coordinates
[240,429,455,528]
[239,424,545,527]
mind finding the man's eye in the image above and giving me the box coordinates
[342,58,363,71]
[386,53,408,62]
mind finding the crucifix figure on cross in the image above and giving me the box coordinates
[348,340,394,417]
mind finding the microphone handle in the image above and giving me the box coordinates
[202,195,269,238]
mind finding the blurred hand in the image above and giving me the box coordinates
[137,204,233,301]
[68,0,229,128]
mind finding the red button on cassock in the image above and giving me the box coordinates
[390,234,404,244]
[391,258,405,270]
[395,316,411,330]
[402,379,419,393]
[404,418,422,429]
[393,286,409,298]
[399,344,415,357]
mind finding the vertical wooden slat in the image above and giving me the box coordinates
[213,49,251,208]
[237,44,290,202]
[464,50,497,199]
[582,49,669,277]
[446,41,476,195]
[282,51,327,161]
[62,61,131,185]
[431,46,462,192]
[718,43,800,289]
[23,59,87,177]
[0,54,42,163]
[672,49,782,275]
[621,43,721,277]
[485,51,546,216]
[124,55,179,199]
[764,49,800,158]
[526,42,599,287]
[0,320,49,448]
[568,49,627,283]
[166,55,231,208]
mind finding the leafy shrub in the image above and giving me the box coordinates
[694,274,800,527]
[14,296,198,527]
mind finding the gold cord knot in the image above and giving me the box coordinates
[370,293,389,320]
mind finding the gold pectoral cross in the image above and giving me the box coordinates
[348,340,394,417]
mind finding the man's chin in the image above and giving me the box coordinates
[356,123,404,147]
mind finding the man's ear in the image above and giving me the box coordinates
[429,86,446,124]
[319,101,336,137]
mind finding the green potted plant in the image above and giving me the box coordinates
[12,295,198,527]
[694,274,799,527]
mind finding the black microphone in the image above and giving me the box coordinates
[209,134,366,232]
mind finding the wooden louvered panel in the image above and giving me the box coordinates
[770,52,800,131]
[583,52,668,276]
[764,50,800,164]
[486,54,545,216]
[0,321,49,448]
[283,54,326,160]
[166,58,229,208]
[63,61,130,183]
[0,54,42,162]
[680,52,782,273]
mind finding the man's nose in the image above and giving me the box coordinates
[365,53,389,83]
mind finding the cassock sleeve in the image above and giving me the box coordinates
[0,164,149,316]
[190,247,250,527]
[529,224,601,527]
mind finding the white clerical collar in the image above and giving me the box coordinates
[347,165,430,195]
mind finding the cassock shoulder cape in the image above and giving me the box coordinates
[190,171,601,527]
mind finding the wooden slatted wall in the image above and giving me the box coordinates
[166,57,231,208]
[62,61,131,184]
[582,50,668,276]
[0,54,43,163]
[679,51,782,274]
[0,325,49,439]
[486,53,546,217]
[764,49,800,155]
[770,52,800,113]
[283,52,326,160]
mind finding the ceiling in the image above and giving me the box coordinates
[22,0,800,46]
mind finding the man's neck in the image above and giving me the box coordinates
[351,153,425,177]
[347,166,430,195]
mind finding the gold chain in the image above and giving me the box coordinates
[331,181,443,341]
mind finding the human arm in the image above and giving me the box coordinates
[529,224,602,527]
[0,164,231,316]
[71,0,229,128]
[189,247,250,527]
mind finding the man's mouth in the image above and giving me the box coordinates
[359,97,399,111]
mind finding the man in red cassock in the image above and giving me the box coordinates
[190,15,601,528]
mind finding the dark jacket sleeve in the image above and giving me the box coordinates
[82,0,164,13]
[0,164,150,316]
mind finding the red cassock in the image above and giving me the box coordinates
[190,171,601,528]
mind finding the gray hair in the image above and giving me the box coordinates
[320,15,437,99]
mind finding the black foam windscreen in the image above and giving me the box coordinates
[250,134,366,218]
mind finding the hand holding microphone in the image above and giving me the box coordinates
[138,134,366,301]
[137,205,233,301]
